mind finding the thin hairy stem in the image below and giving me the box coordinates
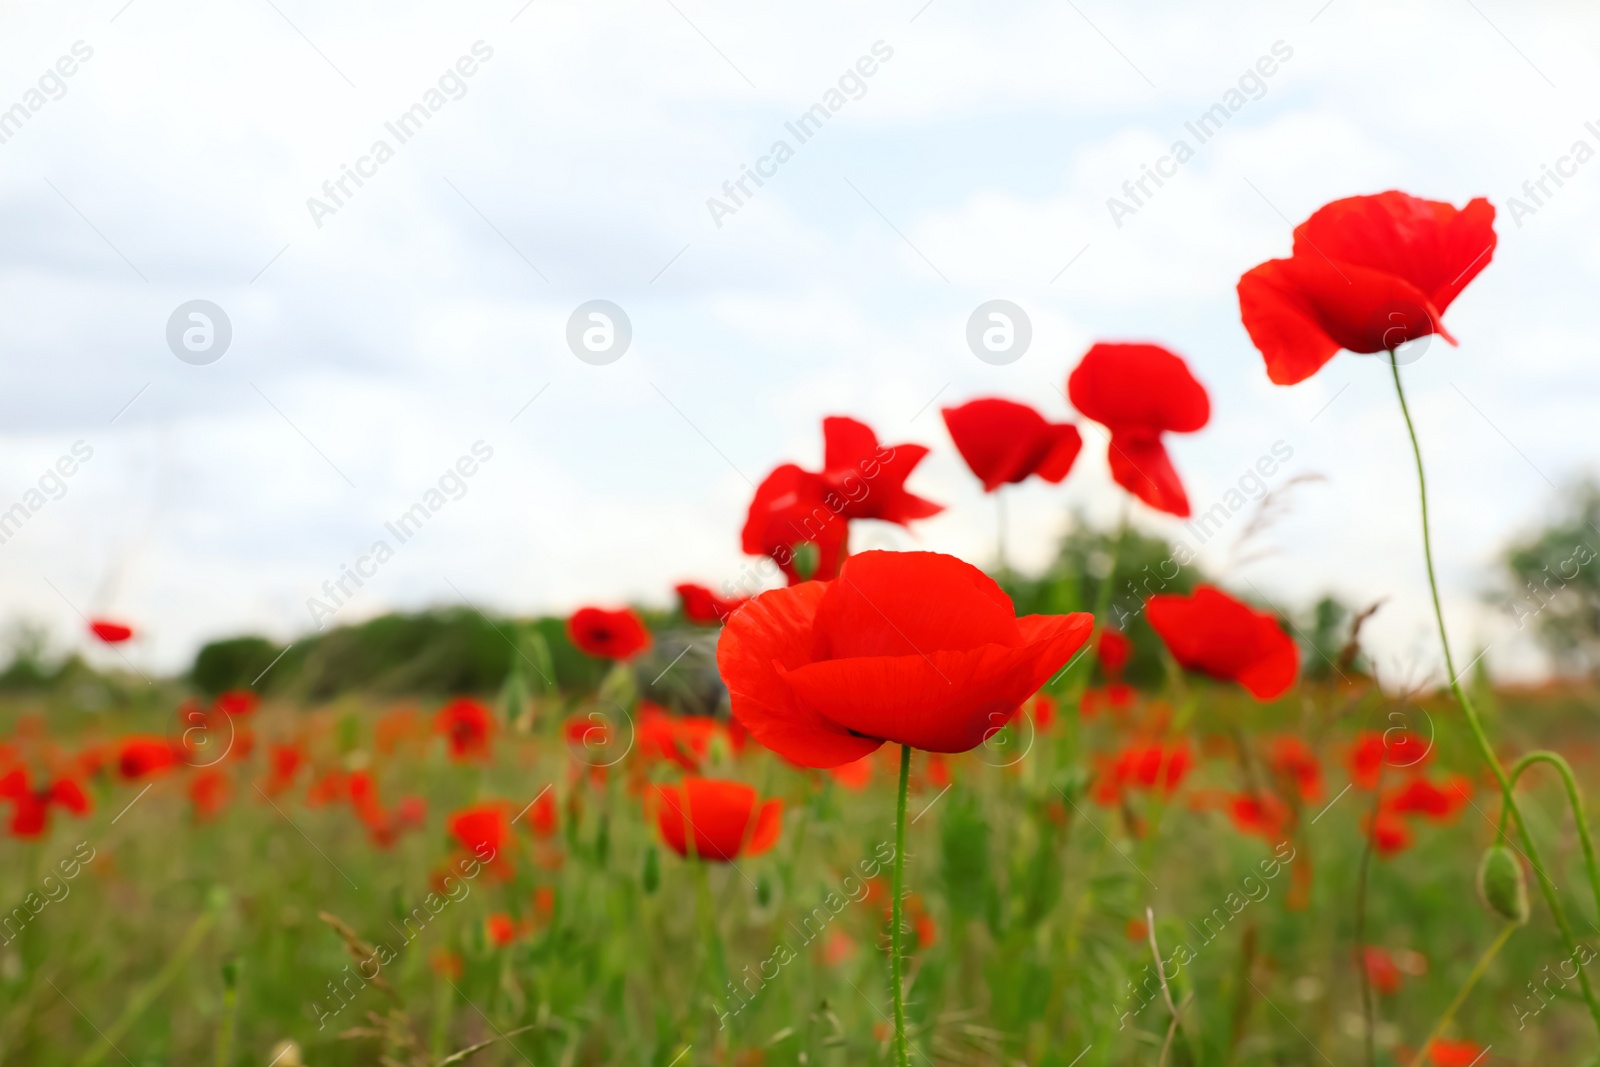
[891,744,912,1067]
[1388,355,1600,1037]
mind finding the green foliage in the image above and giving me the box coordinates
[1501,479,1600,672]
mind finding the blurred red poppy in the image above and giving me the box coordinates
[1094,741,1193,804]
[449,802,514,877]
[1080,683,1135,720]
[1367,811,1414,856]
[117,736,177,780]
[486,912,519,948]
[1426,1039,1486,1067]
[940,398,1082,491]
[1364,945,1404,994]
[1349,730,1431,789]
[742,464,849,585]
[1146,586,1298,700]
[567,607,652,660]
[189,768,232,821]
[1268,736,1323,803]
[1226,792,1290,839]
[525,790,559,838]
[1385,774,1471,822]
[826,754,874,790]
[1068,343,1210,517]
[638,704,723,771]
[433,698,495,762]
[675,583,748,625]
[1238,191,1497,385]
[654,777,782,861]
[1026,692,1057,733]
[262,741,307,796]
[214,690,259,716]
[718,551,1093,766]
[0,770,92,838]
[88,619,134,644]
[1097,628,1132,676]
[819,416,942,524]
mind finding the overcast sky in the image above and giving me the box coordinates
[0,0,1595,682]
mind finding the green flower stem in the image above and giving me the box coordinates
[1408,921,1518,1067]
[1389,356,1600,1038]
[1502,751,1600,926]
[891,743,912,1067]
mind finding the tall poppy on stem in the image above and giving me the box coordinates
[1068,343,1209,517]
[718,549,1091,1067]
[1234,190,1600,1037]
[567,607,652,661]
[652,777,782,861]
[88,619,134,644]
[940,398,1082,573]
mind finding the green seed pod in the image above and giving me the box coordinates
[791,541,821,582]
[756,874,772,907]
[642,845,660,894]
[1477,845,1529,924]
[221,957,240,990]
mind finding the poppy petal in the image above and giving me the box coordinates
[1106,433,1191,517]
[813,550,1020,659]
[717,581,882,767]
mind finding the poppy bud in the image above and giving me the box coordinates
[1477,845,1529,924]
[757,874,772,907]
[791,541,821,582]
[221,957,240,991]
[642,845,660,893]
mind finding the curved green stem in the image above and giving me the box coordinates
[1502,751,1600,926]
[891,744,912,1067]
[1389,356,1600,1038]
[1408,921,1517,1067]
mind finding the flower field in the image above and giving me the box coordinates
[4,191,1599,1067]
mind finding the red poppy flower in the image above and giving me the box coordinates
[675,583,748,625]
[189,768,231,821]
[1097,628,1132,676]
[1067,343,1210,517]
[742,464,849,585]
[117,736,177,780]
[533,885,556,922]
[1349,729,1431,788]
[1426,1039,1486,1067]
[262,741,307,796]
[1025,692,1057,733]
[1093,741,1192,804]
[433,698,495,762]
[567,607,652,660]
[88,618,134,644]
[430,949,464,980]
[1385,775,1470,821]
[486,912,520,948]
[637,704,724,771]
[654,777,783,861]
[1238,191,1497,385]
[1267,736,1323,803]
[717,550,1093,766]
[940,398,1083,492]
[525,790,559,838]
[1146,586,1298,700]
[818,416,942,525]
[1363,946,1404,995]
[214,690,259,716]
[449,802,514,876]
[1226,792,1290,839]
[1080,683,1135,720]
[0,770,92,838]
[826,754,874,790]
[394,795,427,829]
[1367,810,1414,856]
